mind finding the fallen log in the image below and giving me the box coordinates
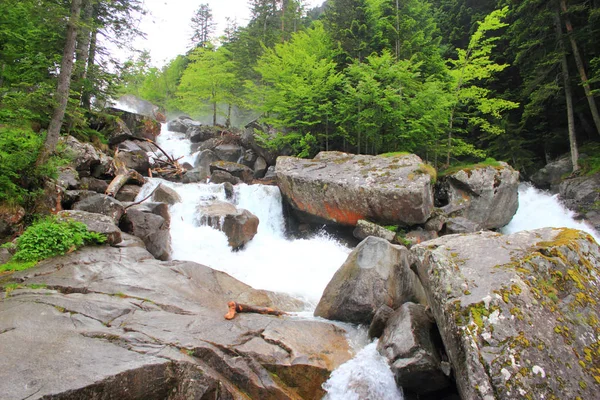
[224,301,286,320]
[105,149,145,197]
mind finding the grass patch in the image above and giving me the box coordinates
[415,163,437,184]
[0,216,106,273]
[439,157,502,177]
[578,143,600,176]
[379,151,411,158]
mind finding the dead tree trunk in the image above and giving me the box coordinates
[105,151,145,197]
[224,301,286,320]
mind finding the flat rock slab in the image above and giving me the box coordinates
[412,228,600,400]
[276,152,434,226]
[0,246,351,400]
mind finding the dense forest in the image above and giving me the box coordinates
[1,0,600,211]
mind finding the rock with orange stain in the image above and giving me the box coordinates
[276,151,434,226]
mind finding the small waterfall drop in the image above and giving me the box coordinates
[502,183,600,242]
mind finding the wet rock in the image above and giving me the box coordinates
[151,183,182,205]
[72,194,125,225]
[193,149,219,170]
[368,304,395,339]
[57,210,122,245]
[531,155,573,192]
[186,125,221,143]
[559,172,600,230]
[167,116,194,133]
[314,236,427,325]
[116,149,151,175]
[0,245,350,399]
[196,201,259,249]
[445,216,482,234]
[114,185,141,203]
[353,220,396,243]
[377,302,450,396]
[117,139,143,152]
[107,108,161,142]
[210,161,254,184]
[411,228,600,400]
[437,162,519,230]
[241,149,258,168]
[182,167,210,184]
[114,232,146,249]
[120,205,171,261]
[253,156,268,178]
[214,144,244,163]
[223,182,235,200]
[277,152,434,226]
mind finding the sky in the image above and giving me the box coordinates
[133,0,325,67]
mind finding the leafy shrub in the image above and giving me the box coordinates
[0,217,106,272]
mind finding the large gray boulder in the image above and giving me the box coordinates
[116,149,151,175]
[186,125,221,143]
[277,152,435,226]
[530,155,573,192]
[210,161,254,184]
[151,183,182,205]
[437,162,519,230]
[559,172,600,230]
[411,228,600,400]
[120,203,171,260]
[107,108,161,142]
[377,302,450,396]
[72,194,125,224]
[196,201,259,249]
[57,210,122,245]
[314,236,426,325]
[0,246,351,400]
[214,144,244,163]
[62,136,113,178]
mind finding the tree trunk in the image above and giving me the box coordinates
[73,0,93,106]
[38,0,82,165]
[81,20,98,110]
[560,0,600,136]
[105,151,145,197]
[555,5,579,172]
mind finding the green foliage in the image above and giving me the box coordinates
[0,126,63,205]
[578,143,600,176]
[1,217,106,272]
[439,157,502,176]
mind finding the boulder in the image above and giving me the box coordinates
[253,156,268,178]
[114,94,162,121]
[0,245,351,400]
[277,152,435,226]
[210,161,254,184]
[241,149,258,168]
[445,216,482,234]
[151,183,182,205]
[243,120,291,165]
[114,185,142,203]
[209,170,242,185]
[57,167,80,190]
[186,125,221,143]
[167,116,194,133]
[368,304,395,339]
[404,228,438,245]
[62,190,98,209]
[411,228,600,400]
[117,140,143,152]
[62,136,113,178]
[72,194,125,225]
[107,108,161,142]
[437,162,519,230]
[559,173,600,230]
[57,210,122,245]
[196,201,259,249]
[214,144,244,163]
[102,117,135,145]
[193,149,219,170]
[182,167,210,184]
[0,203,25,240]
[120,204,171,261]
[377,302,450,396]
[116,149,151,175]
[314,236,427,325]
[80,177,109,194]
[530,155,573,192]
[193,137,221,153]
[353,219,396,243]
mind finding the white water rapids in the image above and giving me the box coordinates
[136,124,598,399]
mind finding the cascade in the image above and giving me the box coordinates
[136,124,401,399]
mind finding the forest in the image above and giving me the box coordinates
[1,0,600,211]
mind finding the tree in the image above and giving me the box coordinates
[177,46,238,125]
[39,0,82,164]
[446,7,519,165]
[190,4,215,47]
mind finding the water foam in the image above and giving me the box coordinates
[502,183,600,242]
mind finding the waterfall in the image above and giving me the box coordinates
[502,183,600,242]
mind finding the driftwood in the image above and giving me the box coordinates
[224,301,286,320]
[143,138,186,178]
[105,149,145,197]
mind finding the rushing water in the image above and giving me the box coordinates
[502,183,600,242]
[137,124,598,400]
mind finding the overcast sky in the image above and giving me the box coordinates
[133,0,324,66]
